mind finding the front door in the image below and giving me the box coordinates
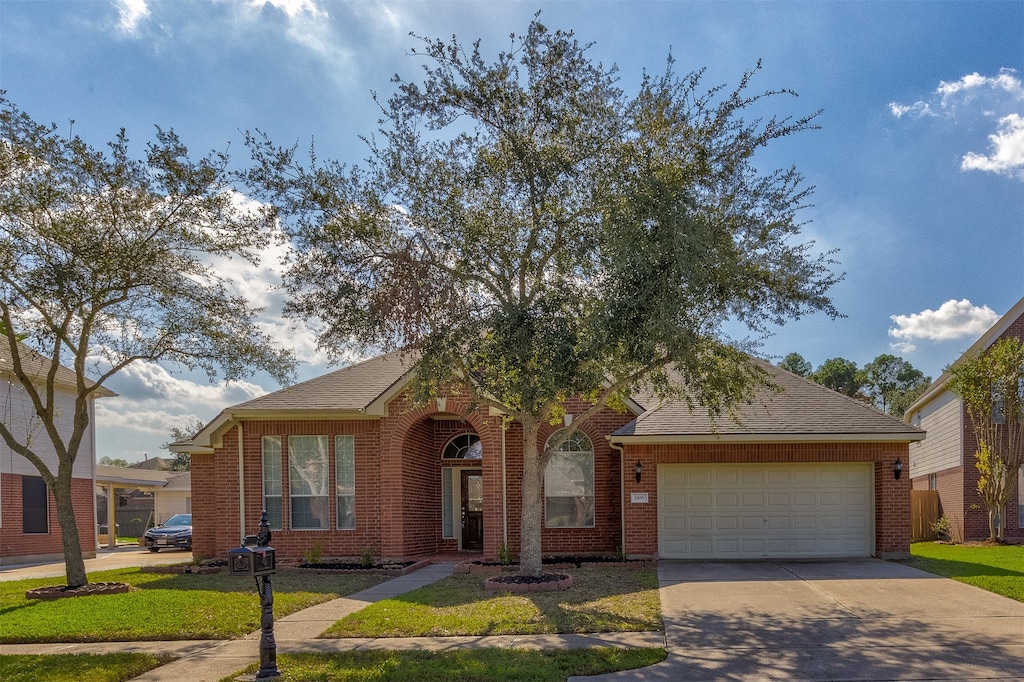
[461,469,483,551]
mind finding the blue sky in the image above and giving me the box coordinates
[2,1,1022,462]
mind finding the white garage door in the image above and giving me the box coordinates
[658,463,873,559]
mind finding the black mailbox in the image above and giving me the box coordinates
[229,542,276,576]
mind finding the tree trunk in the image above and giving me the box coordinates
[53,468,88,588]
[518,415,544,576]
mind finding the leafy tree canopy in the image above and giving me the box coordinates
[244,17,840,573]
[778,352,812,377]
[0,96,296,587]
[809,357,864,398]
[862,353,930,416]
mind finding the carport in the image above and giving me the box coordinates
[93,466,174,549]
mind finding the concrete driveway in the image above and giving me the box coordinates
[0,546,193,581]
[574,559,1024,681]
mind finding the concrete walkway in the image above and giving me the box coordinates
[1,561,662,681]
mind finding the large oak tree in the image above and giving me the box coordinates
[245,18,840,574]
[0,98,296,587]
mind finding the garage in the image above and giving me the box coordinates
[658,463,874,559]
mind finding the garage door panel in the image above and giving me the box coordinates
[741,492,764,507]
[658,463,874,559]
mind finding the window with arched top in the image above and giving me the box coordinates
[544,430,595,528]
[442,433,482,460]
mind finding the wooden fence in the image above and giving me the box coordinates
[911,490,940,540]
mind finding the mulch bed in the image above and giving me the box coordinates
[484,572,574,593]
[455,555,656,574]
[288,558,429,575]
[26,582,132,600]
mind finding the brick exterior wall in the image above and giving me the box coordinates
[0,473,97,565]
[621,441,912,558]
[192,389,915,562]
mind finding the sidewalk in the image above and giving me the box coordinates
[2,562,664,682]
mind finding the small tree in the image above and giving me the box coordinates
[0,98,296,587]
[245,18,839,575]
[810,357,864,398]
[778,352,812,377]
[862,353,930,416]
[162,417,206,471]
[946,337,1024,541]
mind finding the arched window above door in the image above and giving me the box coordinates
[442,433,482,460]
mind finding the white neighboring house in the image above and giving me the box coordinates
[0,343,115,566]
[157,471,192,523]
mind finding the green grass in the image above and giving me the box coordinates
[323,567,662,638]
[907,542,1024,602]
[0,567,388,643]
[228,648,667,682]
[0,653,172,682]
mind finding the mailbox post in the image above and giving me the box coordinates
[228,511,280,679]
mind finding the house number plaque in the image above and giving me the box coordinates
[630,492,649,504]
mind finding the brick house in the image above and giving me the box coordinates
[178,352,923,563]
[0,344,114,566]
[905,296,1024,541]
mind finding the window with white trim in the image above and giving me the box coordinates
[289,435,329,529]
[336,435,355,530]
[262,436,283,530]
[544,430,595,528]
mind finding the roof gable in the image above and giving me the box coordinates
[905,296,1024,419]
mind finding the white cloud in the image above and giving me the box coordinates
[888,101,934,119]
[233,0,355,80]
[890,68,1024,181]
[247,0,325,20]
[960,113,1024,179]
[937,70,1024,105]
[114,0,151,35]
[888,299,1000,345]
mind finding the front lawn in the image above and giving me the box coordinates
[0,653,171,682]
[323,566,662,638]
[907,542,1024,603]
[228,648,667,682]
[0,567,388,643]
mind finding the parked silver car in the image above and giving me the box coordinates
[143,513,192,552]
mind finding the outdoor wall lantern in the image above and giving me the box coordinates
[635,460,643,483]
[894,457,903,480]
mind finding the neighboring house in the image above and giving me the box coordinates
[158,472,192,523]
[94,466,193,546]
[176,352,923,563]
[905,296,1024,541]
[0,343,115,566]
[128,456,175,471]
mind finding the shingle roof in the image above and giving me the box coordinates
[613,358,924,441]
[95,464,175,487]
[0,341,116,397]
[229,349,415,413]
